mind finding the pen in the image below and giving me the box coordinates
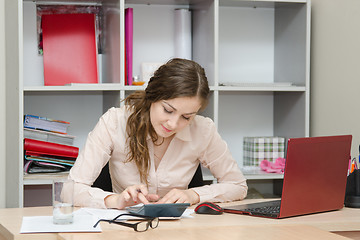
[358,144,360,170]
[349,157,358,174]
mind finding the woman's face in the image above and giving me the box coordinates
[150,96,202,139]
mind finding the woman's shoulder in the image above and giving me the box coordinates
[193,115,213,124]
[191,115,216,133]
[100,106,131,128]
[180,115,219,148]
[104,106,131,118]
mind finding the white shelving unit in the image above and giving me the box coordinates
[5,0,310,207]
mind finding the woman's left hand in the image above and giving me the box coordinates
[156,189,200,205]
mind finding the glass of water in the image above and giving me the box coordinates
[52,179,74,224]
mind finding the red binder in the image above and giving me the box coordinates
[42,13,98,86]
[24,138,79,159]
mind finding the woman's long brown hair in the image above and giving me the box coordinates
[124,58,210,184]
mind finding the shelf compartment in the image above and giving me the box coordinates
[217,91,307,168]
[23,1,122,87]
[218,1,308,87]
[24,91,120,148]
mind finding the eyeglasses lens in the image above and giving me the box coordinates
[136,221,150,232]
[150,218,159,229]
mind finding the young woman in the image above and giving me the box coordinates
[68,58,248,209]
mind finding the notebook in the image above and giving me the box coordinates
[224,135,352,219]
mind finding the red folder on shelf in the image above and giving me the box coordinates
[42,13,98,86]
[24,138,79,159]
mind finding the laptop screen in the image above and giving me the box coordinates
[279,135,352,218]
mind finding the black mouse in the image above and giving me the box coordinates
[195,202,223,215]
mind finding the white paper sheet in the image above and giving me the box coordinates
[20,207,194,234]
[20,210,101,233]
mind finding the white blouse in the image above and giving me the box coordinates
[69,106,248,208]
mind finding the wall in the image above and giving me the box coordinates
[0,0,6,208]
[311,0,360,158]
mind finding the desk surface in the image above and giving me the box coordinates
[1,199,360,240]
[58,225,349,240]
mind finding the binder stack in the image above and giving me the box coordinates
[23,114,78,174]
[24,138,79,174]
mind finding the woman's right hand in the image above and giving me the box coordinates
[104,184,159,209]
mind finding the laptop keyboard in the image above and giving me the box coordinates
[224,200,281,218]
[244,205,280,215]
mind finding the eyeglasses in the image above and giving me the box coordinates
[93,213,159,232]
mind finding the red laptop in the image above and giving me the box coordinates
[224,135,352,218]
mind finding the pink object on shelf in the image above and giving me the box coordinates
[260,158,286,173]
[125,8,133,85]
